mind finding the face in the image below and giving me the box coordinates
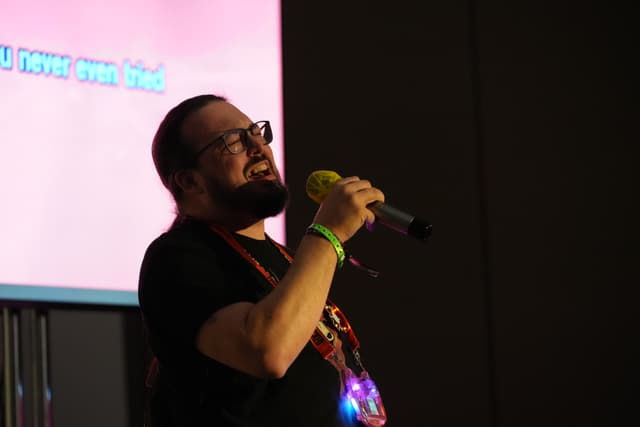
[181,101,288,219]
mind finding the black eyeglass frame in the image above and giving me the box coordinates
[193,120,273,158]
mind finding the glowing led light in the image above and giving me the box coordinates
[350,397,359,411]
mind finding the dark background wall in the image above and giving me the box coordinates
[11,2,637,427]
[281,1,639,426]
[282,1,492,426]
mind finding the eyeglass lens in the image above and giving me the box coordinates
[225,121,272,154]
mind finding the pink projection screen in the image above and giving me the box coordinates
[0,1,284,305]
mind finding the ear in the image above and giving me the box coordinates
[174,169,205,195]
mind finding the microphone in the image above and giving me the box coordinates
[306,170,433,241]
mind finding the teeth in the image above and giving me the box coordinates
[249,164,268,176]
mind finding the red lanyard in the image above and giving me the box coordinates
[209,224,360,360]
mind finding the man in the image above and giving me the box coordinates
[138,94,386,426]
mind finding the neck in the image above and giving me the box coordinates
[179,202,266,240]
[235,220,266,240]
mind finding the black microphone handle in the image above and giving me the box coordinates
[369,202,433,241]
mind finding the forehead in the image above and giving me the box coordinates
[181,101,252,146]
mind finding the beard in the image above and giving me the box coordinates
[207,177,289,220]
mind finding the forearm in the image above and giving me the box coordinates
[244,233,339,375]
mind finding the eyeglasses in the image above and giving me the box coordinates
[194,120,273,157]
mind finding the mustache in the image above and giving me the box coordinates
[243,156,273,176]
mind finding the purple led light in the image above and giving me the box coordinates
[341,368,387,425]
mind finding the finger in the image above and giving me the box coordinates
[363,210,377,226]
[354,187,385,205]
[335,176,360,186]
[340,179,373,194]
[365,219,376,232]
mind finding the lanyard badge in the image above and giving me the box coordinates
[341,367,387,427]
[322,304,387,426]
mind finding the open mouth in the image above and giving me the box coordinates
[246,162,272,180]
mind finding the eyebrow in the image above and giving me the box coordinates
[204,127,239,144]
[196,126,247,156]
[209,123,253,141]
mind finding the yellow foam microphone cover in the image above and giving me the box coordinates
[305,170,343,204]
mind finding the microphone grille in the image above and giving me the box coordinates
[305,170,342,204]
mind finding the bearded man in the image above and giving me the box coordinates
[138,94,386,427]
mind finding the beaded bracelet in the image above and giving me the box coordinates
[306,223,346,268]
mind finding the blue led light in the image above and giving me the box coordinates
[350,397,359,412]
[338,394,359,423]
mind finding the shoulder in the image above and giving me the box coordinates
[141,219,229,265]
[137,220,242,333]
[138,220,232,305]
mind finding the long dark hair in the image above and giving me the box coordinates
[151,94,227,202]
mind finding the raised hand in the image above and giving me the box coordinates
[311,176,385,243]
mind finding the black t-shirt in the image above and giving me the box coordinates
[138,218,363,427]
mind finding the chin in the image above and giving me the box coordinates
[231,179,289,219]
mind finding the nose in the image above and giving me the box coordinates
[245,132,266,156]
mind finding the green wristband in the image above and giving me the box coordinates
[306,223,345,268]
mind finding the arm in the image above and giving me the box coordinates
[196,177,384,378]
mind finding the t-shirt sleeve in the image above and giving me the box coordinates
[138,232,233,365]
